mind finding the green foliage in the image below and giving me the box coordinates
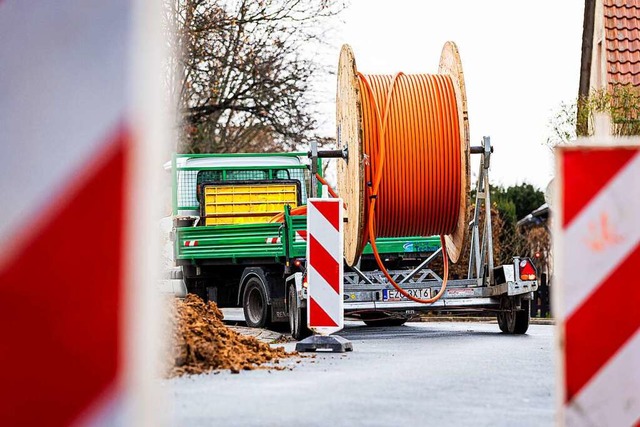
[490,183,545,221]
[494,197,516,228]
[485,183,545,264]
[550,85,640,145]
[577,85,640,137]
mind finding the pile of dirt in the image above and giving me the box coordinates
[167,294,294,377]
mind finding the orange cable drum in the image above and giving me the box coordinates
[336,42,470,304]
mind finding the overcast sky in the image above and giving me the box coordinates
[315,0,584,190]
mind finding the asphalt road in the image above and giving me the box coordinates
[164,321,555,427]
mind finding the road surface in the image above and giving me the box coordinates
[164,321,555,426]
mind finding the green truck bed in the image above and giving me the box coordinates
[170,152,441,266]
[176,212,441,265]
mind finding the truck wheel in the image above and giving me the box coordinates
[288,285,311,340]
[243,277,271,328]
[362,312,408,327]
[498,297,530,334]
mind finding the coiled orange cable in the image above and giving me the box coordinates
[357,72,462,303]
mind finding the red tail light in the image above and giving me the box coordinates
[519,259,536,281]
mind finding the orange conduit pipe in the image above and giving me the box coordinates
[268,173,343,223]
[315,173,342,200]
[269,205,306,223]
[356,72,462,304]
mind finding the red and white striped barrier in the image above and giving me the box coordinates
[555,145,640,426]
[0,1,163,425]
[306,198,344,335]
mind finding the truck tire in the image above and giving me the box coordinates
[498,297,530,334]
[362,313,408,327]
[288,285,311,340]
[243,277,271,328]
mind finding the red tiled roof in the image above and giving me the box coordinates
[604,0,640,86]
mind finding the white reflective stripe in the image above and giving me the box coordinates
[562,153,640,318]
[0,0,129,245]
[308,200,340,260]
[565,329,640,427]
[307,264,342,327]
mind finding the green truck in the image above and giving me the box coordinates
[169,138,538,339]
[168,152,439,338]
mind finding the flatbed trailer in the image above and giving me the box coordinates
[170,137,538,339]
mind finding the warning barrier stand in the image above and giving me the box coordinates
[295,198,353,353]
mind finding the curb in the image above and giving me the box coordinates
[418,316,555,325]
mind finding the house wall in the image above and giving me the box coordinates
[588,0,613,136]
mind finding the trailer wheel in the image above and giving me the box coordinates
[498,297,530,334]
[288,285,311,340]
[243,277,271,328]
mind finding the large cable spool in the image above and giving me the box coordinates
[336,42,470,267]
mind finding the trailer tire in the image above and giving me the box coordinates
[243,277,271,328]
[513,298,531,334]
[498,297,530,334]
[288,285,311,341]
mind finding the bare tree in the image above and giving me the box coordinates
[167,0,344,153]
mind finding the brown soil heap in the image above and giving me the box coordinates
[168,294,294,377]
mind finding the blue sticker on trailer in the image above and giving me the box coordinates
[382,289,388,301]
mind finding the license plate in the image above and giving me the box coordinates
[382,288,431,302]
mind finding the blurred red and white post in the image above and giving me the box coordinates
[555,142,640,426]
[0,1,166,425]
